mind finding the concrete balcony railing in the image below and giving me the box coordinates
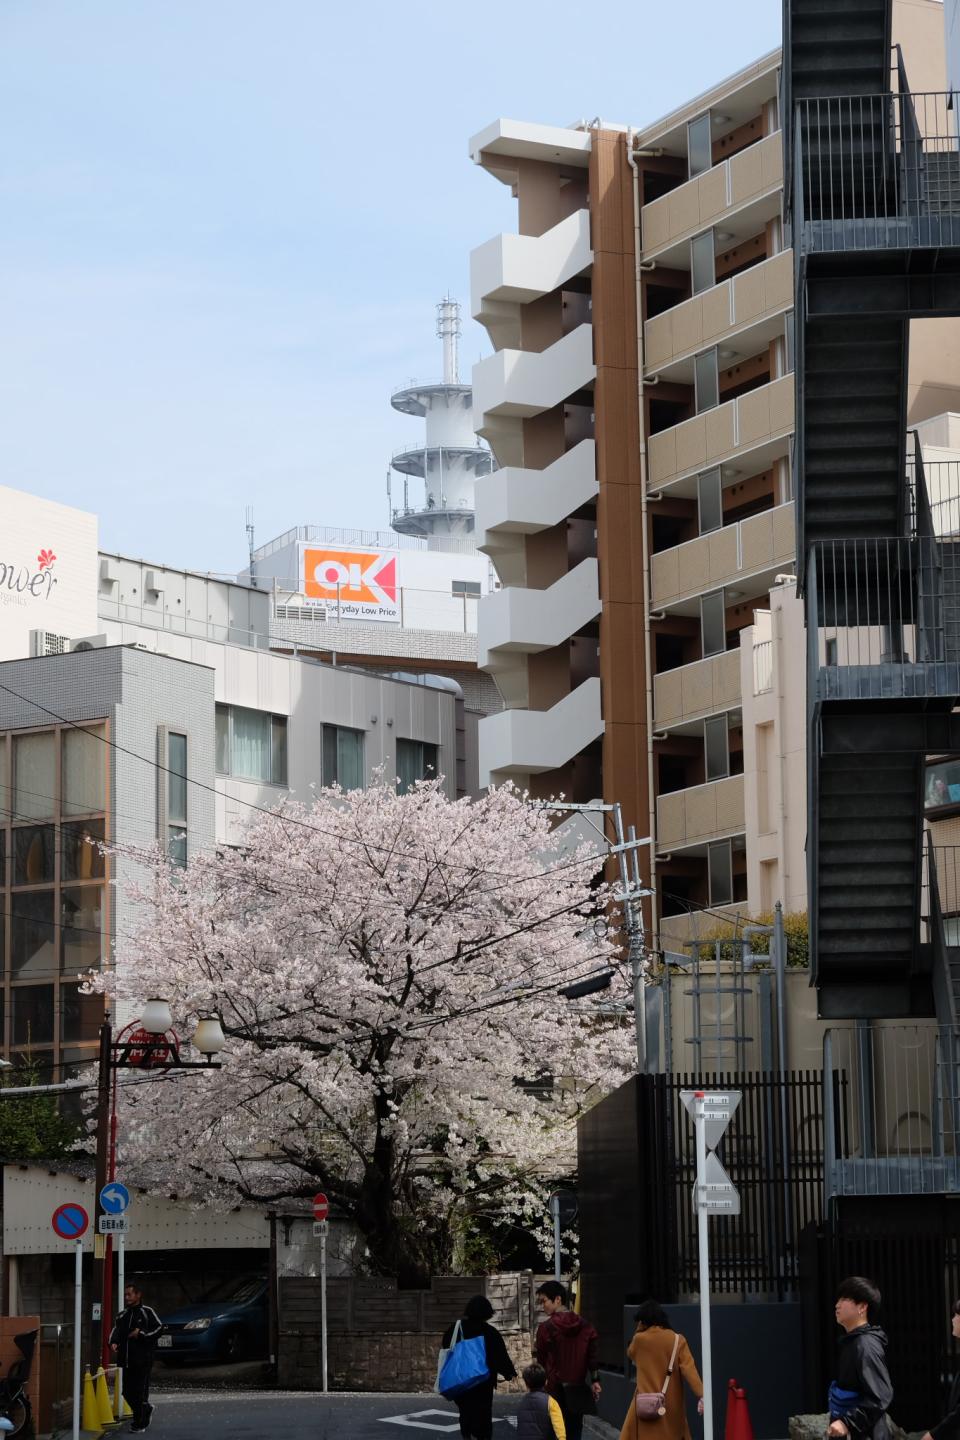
[644,250,793,374]
[653,649,741,730]
[478,677,603,784]
[471,209,593,340]
[651,501,796,609]
[642,132,783,256]
[656,773,745,851]
[476,440,598,543]
[478,558,600,666]
[648,375,794,490]
[473,324,595,431]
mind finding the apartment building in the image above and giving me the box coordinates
[470,0,957,967]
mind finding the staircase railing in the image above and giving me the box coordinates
[795,90,960,255]
[806,546,821,988]
[823,1022,960,1199]
[793,115,807,580]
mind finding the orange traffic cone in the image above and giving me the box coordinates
[724,1379,755,1440]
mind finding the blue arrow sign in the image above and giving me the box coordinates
[100,1182,130,1215]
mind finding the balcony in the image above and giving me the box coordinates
[653,649,741,730]
[656,773,745,850]
[478,559,600,665]
[471,210,593,351]
[642,132,783,257]
[648,375,794,490]
[472,324,595,430]
[651,501,795,610]
[797,92,960,261]
[476,440,597,549]
[478,677,603,784]
[645,251,793,374]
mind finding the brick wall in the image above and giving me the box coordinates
[278,1273,537,1392]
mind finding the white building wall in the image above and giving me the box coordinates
[0,486,98,660]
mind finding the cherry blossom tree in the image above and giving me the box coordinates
[104,779,634,1283]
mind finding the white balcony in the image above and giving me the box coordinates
[479,677,604,785]
[478,558,600,668]
[471,210,593,349]
[472,324,595,432]
[476,440,597,545]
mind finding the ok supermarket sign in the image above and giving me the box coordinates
[302,546,400,622]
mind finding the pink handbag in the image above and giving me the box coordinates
[635,1333,681,1421]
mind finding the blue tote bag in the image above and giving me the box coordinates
[438,1320,491,1399]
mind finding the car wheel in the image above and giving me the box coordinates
[220,1330,244,1363]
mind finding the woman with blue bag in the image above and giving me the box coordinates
[827,1277,893,1440]
[439,1294,518,1440]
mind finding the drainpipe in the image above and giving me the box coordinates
[627,131,661,981]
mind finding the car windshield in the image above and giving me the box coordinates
[198,1276,264,1306]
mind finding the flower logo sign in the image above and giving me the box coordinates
[37,549,56,572]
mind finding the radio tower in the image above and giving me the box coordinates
[390,296,492,541]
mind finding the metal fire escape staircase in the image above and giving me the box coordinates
[785,0,960,1019]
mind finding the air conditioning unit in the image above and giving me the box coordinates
[70,634,109,652]
[29,629,70,657]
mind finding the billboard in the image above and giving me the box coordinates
[0,486,98,661]
[302,546,400,623]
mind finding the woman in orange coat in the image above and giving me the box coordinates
[619,1301,704,1440]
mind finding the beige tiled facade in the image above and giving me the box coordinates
[641,132,783,256]
[648,378,794,488]
[644,251,793,372]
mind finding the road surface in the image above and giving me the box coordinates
[132,1389,526,1437]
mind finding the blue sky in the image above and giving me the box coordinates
[0,0,780,577]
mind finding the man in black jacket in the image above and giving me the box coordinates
[109,1280,163,1433]
[828,1276,893,1440]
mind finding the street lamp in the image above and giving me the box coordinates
[91,1001,226,1367]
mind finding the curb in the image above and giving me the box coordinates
[585,1420,621,1439]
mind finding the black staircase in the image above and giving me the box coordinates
[789,0,960,1020]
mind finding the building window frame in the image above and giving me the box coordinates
[707,838,734,907]
[322,724,365,791]
[690,229,716,296]
[704,714,730,782]
[687,112,713,179]
[701,590,726,658]
[694,348,719,414]
[697,467,723,535]
[396,738,440,795]
[215,704,288,787]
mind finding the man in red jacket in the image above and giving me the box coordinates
[534,1281,602,1440]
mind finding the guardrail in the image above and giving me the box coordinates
[753,639,773,694]
[796,89,960,254]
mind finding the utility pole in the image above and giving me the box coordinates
[91,1016,113,1368]
[544,800,653,1072]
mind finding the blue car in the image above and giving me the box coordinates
[157,1275,269,1364]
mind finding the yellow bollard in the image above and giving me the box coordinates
[94,1367,116,1428]
[81,1366,102,1434]
[113,1366,132,1419]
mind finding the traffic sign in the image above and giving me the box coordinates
[100,1182,130,1215]
[693,1153,741,1215]
[52,1203,89,1240]
[680,1089,741,1150]
[98,1215,130,1235]
[312,1193,329,1222]
[313,1221,328,1238]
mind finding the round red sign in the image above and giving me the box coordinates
[312,1193,329,1222]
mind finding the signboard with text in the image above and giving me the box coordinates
[301,546,400,623]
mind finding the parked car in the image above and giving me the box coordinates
[158,1275,269,1364]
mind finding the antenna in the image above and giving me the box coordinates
[436,295,461,384]
[386,466,392,526]
[245,506,256,587]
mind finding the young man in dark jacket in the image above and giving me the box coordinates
[109,1279,163,1433]
[534,1282,601,1440]
[828,1276,893,1440]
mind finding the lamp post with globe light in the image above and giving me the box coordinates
[90,999,226,1369]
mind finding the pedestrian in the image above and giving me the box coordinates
[534,1281,601,1440]
[441,1294,518,1440]
[517,1362,566,1438]
[828,1276,893,1440]
[921,1298,960,1440]
[109,1278,164,1433]
[619,1300,703,1440]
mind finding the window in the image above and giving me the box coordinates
[697,468,723,535]
[925,758,960,813]
[452,580,481,597]
[691,230,716,296]
[396,739,439,794]
[694,349,719,414]
[708,840,734,907]
[13,732,54,821]
[688,113,713,179]
[322,725,365,790]
[704,715,730,782]
[167,732,187,867]
[0,723,108,1071]
[215,705,287,785]
[701,591,726,658]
